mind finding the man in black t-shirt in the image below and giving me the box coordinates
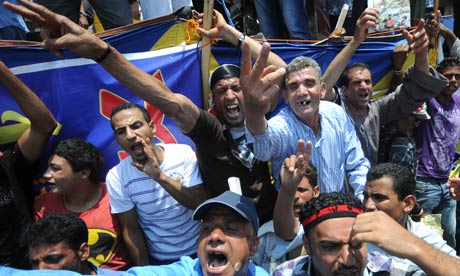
[0,61,57,268]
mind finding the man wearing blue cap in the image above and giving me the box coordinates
[0,191,269,275]
[127,190,266,275]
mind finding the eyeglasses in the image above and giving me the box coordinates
[443,73,460,80]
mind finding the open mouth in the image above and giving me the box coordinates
[358,91,369,100]
[207,250,228,272]
[130,141,144,155]
[296,100,311,107]
[226,104,240,114]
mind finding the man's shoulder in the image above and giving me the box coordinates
[320,100,347,115]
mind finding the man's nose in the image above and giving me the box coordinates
[43,167,52,179]
[337,244,357,267]
[126,127,137,140]
[364,198,376,211]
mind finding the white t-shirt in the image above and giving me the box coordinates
[106,143,202,260]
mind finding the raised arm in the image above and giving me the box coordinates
[273,140,313,240]
[352,211,460,276]
[240,41,286,135]
[196,9,287,69]
[131,137,208,209]
[0,61,57,162]
[403,19,429,73]
[322,8,378,101]
[4,0,200,133]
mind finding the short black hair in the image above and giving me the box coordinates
[110,102,151,129]
[367,163,415,200]
[341,62,371,88]
[21,214,88,252]
[299,192,363,235]
[304,164,318,188]
[51,138,103,183]
[436,57,460,73]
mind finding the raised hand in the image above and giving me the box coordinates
[196,10,234,43]
[353,8,379,43]
[403,19,429,73]
[240,41,286,136]
[131,137,163,181]
[4,0,107,59]
[280,140,313,192]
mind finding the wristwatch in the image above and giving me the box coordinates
[237,33,245,49]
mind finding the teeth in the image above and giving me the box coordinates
[208,251,227,268]
[297,100,310,107]
[226,105,240,114]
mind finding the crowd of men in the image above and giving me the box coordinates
[1,0,460,275]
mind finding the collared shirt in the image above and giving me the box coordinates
[272,253,392,276]
[246,101,369,200]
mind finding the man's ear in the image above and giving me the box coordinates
[402,195,416,213]
[249,236,259,256]
[149,120,156,134]
[341,85,348,97]
[282,88,288,102]
[320,82,326,98]
[79,169,91,180]
[313,186,320,197]
[77,243,90,261]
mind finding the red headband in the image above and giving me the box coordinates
[301,205,364,227]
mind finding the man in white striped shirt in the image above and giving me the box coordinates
[106,102,208,266]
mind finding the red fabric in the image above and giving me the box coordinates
[34,183,133,270]
[301,205,364,227]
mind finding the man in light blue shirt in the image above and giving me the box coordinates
[364,163,456,273]
[241,43,369,200]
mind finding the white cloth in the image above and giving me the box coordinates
[139,0,193,19]
[106,143,202,260]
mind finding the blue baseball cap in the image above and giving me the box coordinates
[193,191,259,233]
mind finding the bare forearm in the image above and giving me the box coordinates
[99,46,199,132]
[221,24,286,69]
[273,187,297,240]
[156,174,208,209]
[440,28,458,51]
[323,39,361,100]
[123,227,149,266]
[396,235,460,276]
[0,62,56,133]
